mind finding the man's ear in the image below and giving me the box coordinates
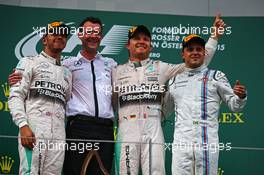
[125,41,130,49]
[77,32,83,40]
[181,52,185,62]
[42,36,47,46]
[149,44,153,52]
[97,34,103,42]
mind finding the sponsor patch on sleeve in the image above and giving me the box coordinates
[213,70,225,81]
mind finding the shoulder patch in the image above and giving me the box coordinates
[213,70,225,81]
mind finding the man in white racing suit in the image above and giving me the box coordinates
[8,22,72,175]
[8,17,116,175]
[113,14,225,175]
[165,34,247,175]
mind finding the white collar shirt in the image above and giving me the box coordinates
[62,52,117,119]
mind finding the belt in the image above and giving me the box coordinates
[68,115,113,127]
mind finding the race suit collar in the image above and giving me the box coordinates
[40,51,61,66]
[185,64,207,73]
[77,51,101,62]
[129,58,151,68]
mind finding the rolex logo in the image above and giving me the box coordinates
[0,156,14,173]
[0,82,10,112]
[218,167,224,175]
[1,83,10,98]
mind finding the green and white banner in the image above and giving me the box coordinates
[0,4,263,175]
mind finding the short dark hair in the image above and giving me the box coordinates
[79,16,103,31]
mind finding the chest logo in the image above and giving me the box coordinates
[74,60,82,67]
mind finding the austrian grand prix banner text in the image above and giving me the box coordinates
[0,4,263,175]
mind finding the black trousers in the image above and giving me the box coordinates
[63,115,114,175]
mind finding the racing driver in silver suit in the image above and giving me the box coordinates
[113,14,225,175]
[8,22,72,175]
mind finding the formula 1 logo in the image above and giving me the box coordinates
[14,22,131,60]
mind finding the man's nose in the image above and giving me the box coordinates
[56,35,63,39]
[192,48,200,54]
[90,31,100,38]
[192,50,198,54]
[138,38,147,43]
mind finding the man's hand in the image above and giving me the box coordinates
[211,13,226,40]
[20,125,36,149]
[233,80,247,99]
[8,69,22,86]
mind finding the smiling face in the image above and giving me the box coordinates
[126,33,152,61]
[78,21,102,52]
[182,43,205,69]
[43,33,67,53]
